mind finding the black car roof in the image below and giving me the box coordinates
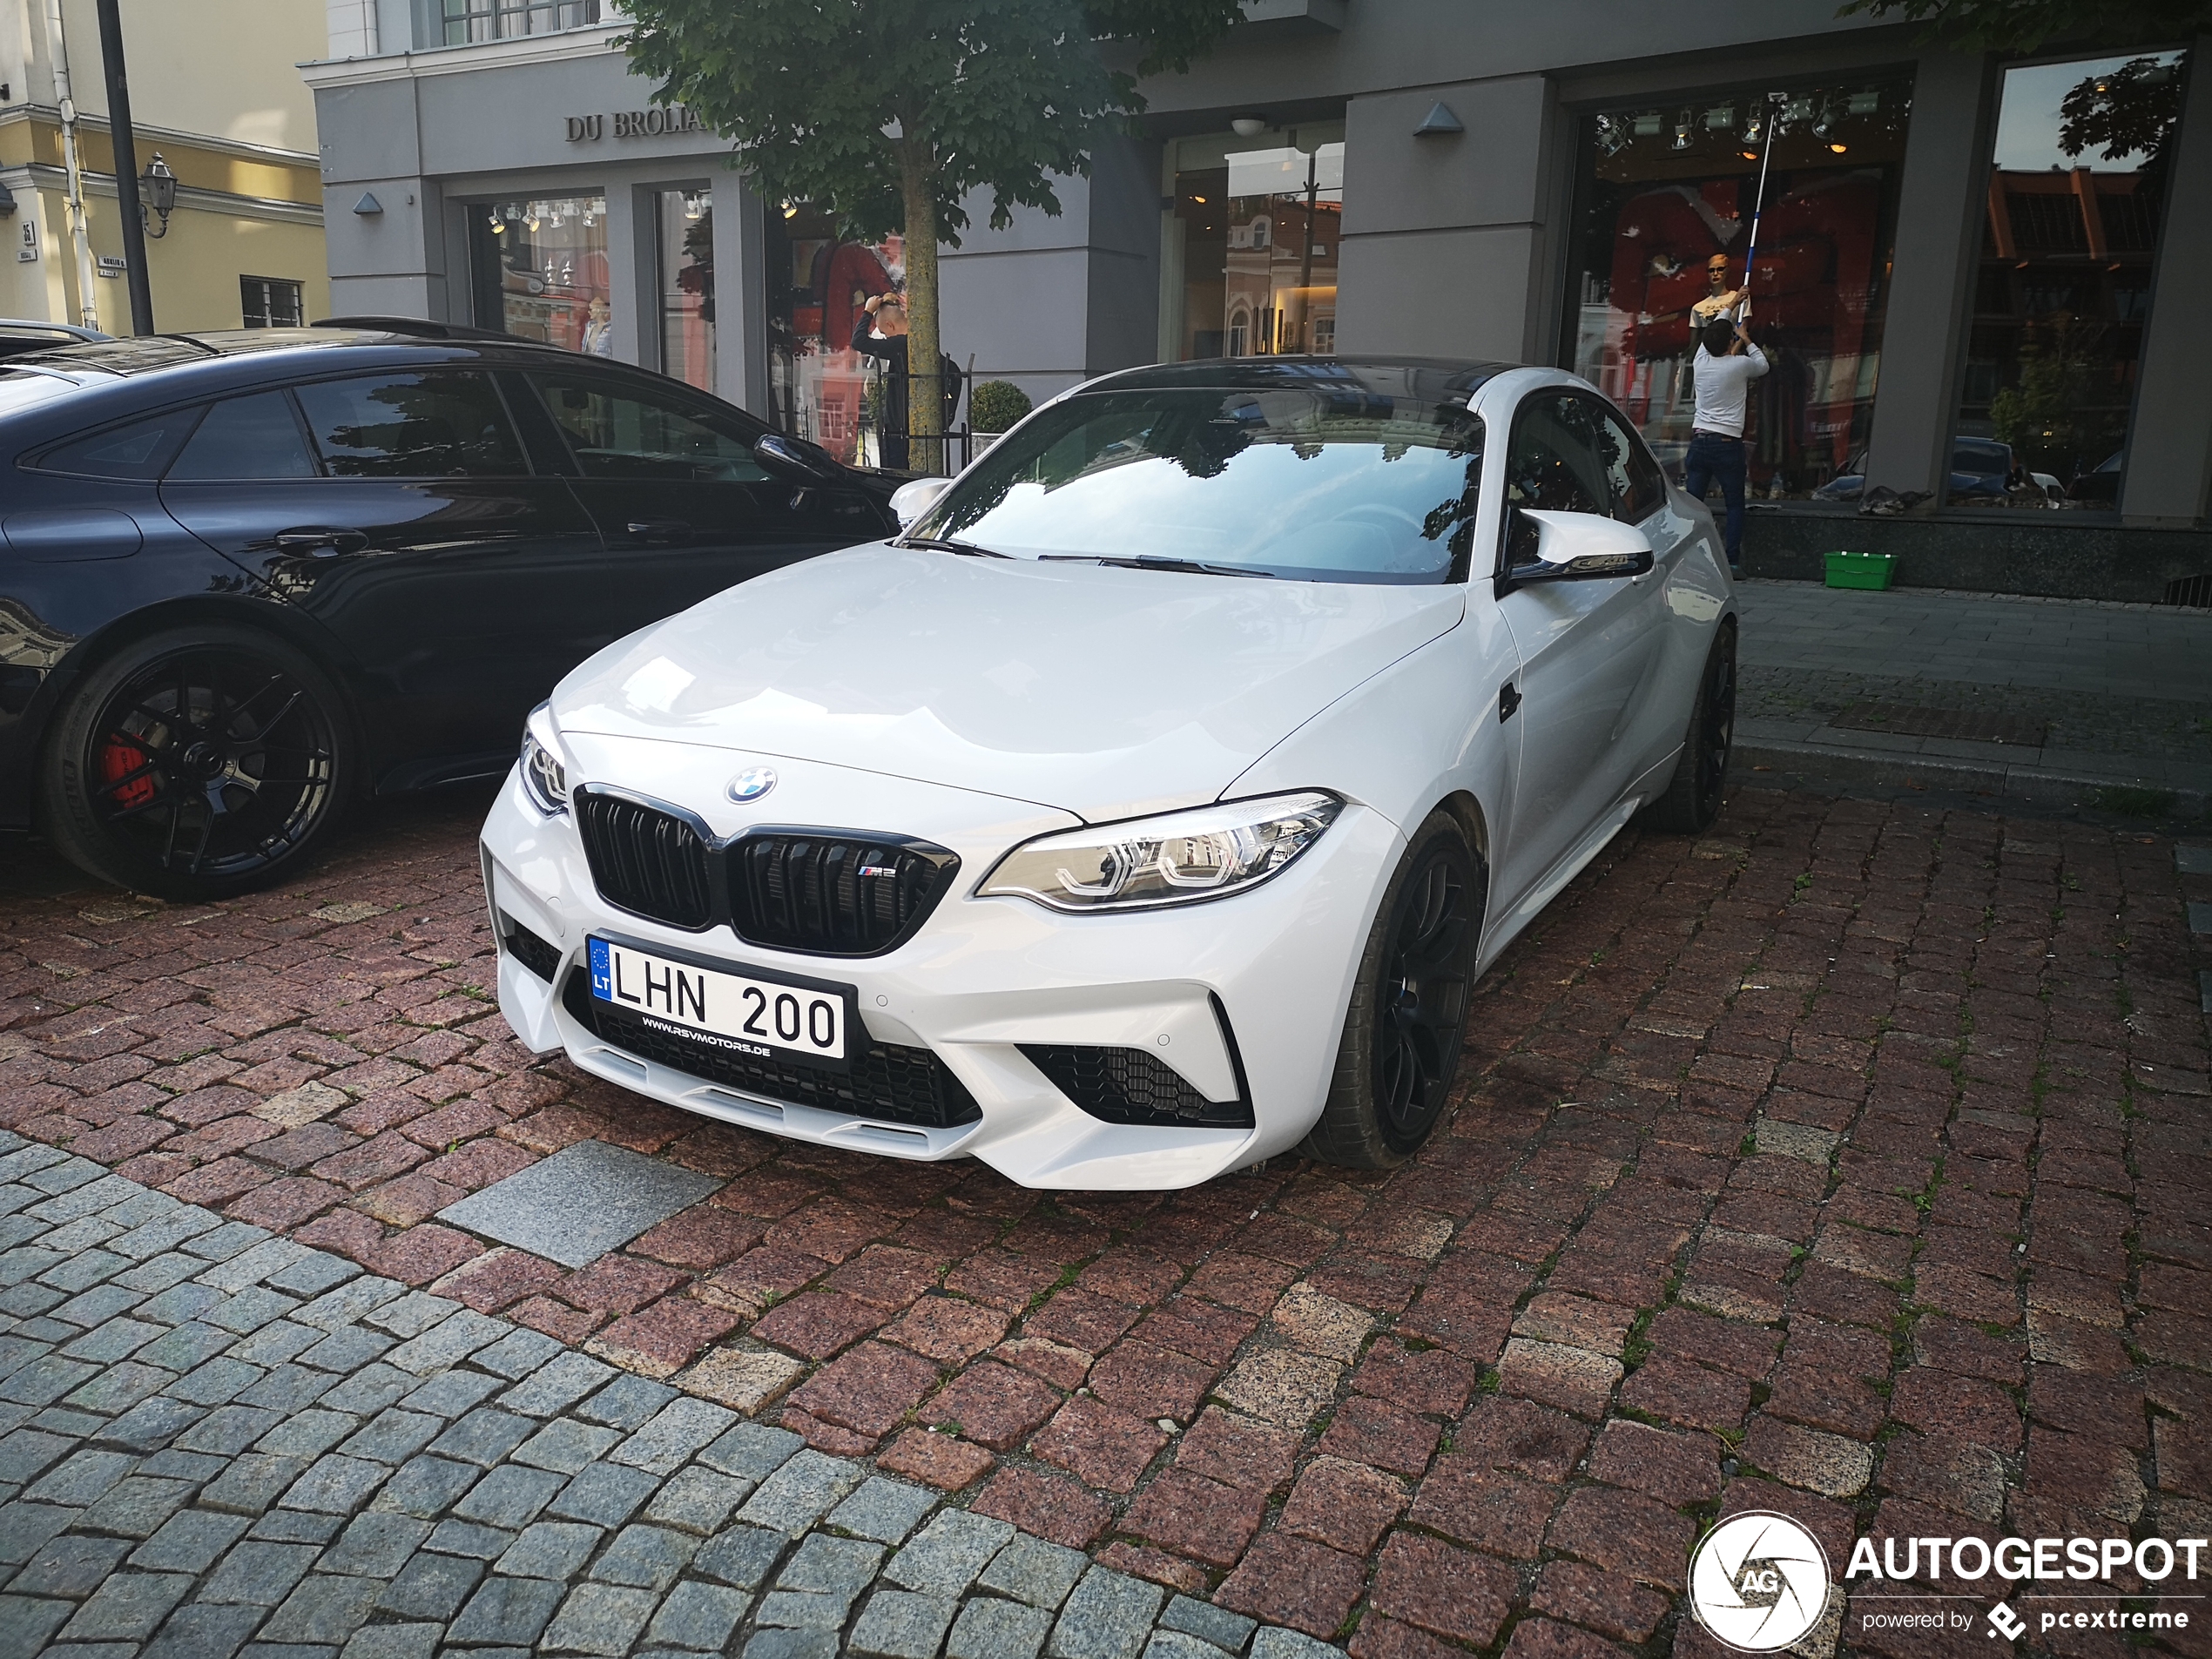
[1082,355,1520,402]
[0,326,566,383]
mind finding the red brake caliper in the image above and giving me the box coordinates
[100,737,155,808]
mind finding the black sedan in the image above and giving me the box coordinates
[0,323,897,899]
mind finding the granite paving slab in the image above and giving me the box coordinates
[435,1143,722,1270]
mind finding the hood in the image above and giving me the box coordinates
[552,544,1464,821]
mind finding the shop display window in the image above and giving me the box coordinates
[762,203,903,464]
[659,188,715,395]
[469,195,610,354]
[1163,124,1343,362]
[1952,50,2189,509]
[1562,80,1911,500]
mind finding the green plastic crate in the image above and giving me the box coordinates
[1824,550,1896,591]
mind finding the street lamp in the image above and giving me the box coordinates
[138,152,175,238]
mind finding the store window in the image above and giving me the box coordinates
[1563,80,1912,500]
[240,276,302,329]
[470,196,610,354]
[442,0,598,45]
[1163,123,1343,361]
[1952,51,2190,508]
[762,204,902,463]
[658,188,715,395]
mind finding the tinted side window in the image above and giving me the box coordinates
[1504,391,1608,516]
[293,372,527,478]
[529,372,769,483]
[35,409,201,479]
[167,391,318,481]
[1588,400,1666,523]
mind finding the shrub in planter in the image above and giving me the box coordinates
[969,380,1033,434]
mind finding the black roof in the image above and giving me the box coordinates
[1085,355,1522,402]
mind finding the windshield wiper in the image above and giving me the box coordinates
[1039,554,1272,579]
[896,535,1011,557]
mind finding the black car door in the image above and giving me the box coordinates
[159,371,606,774]
[518,366,877,637]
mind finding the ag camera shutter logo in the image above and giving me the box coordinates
[1689,1511,1831,1652]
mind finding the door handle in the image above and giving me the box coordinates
[626,520,690,538]
[272,527,368,556]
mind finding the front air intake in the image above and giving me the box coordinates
[1020,1043,1255,1129]
[574,790,714,930]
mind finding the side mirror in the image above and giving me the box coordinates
[889,476,952,529]
[753,431,843,485]
[1498,506,1655,592]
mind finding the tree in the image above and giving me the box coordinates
[1833,0,2210,53]
[619,0,1240,471]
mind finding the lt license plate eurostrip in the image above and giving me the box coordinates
[587,934,856,1069]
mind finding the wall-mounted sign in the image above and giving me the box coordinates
[563,105,703,143]
[97,254,125,279]
[16,221,34,263]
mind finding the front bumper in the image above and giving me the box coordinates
[480,738,1401,1190]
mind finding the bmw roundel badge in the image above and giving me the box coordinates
[727,765,778,804]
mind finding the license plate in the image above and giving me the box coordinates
[588,936,848,1065]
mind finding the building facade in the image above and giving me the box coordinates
[0,0,329,334]
[305,0,2212,565]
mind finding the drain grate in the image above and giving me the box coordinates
[1830,701,2049,746]
[2164,573,2212,608]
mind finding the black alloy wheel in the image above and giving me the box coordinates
[1303,811,1487,1170]
[1690,625,1737,824]
[1642,621,1737,834]
[44,627,352,900]
[1371,834,1479,1152]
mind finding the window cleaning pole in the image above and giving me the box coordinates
[1737,91,1789,322]
[41,0,100,331]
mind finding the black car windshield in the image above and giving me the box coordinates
[912,386,1485,583]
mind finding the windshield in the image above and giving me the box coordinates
[912,386,1485,583]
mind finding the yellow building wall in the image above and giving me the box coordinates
[53,0,324,156]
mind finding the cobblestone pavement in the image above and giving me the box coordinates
[3,786,2210,1659]
[0,1136,1329,1659]
[1735,583,2212,799]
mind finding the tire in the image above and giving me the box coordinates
[1639,620,1737,835]
[1300,810,1487,1170]
[40,624,355,901]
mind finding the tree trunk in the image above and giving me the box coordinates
[896,140,944,473]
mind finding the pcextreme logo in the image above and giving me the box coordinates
[1689,1518,2209,1649]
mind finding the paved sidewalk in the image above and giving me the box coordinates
[1735,581,2212,809]
[3,786,2210,1659]
[0,1136,1322,1659]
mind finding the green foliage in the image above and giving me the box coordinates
[968,379,1033,433]
[616,0,1239,248]
[1835,0,2212,52]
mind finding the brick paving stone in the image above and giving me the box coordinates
[8,788,2211,1656]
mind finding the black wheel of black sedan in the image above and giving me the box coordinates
[1641,619,1737,834]
[1302,810,1487,1169]
[42,625,354,900]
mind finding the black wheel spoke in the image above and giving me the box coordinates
[77,644,341,887]
[1370,834,1480,1152]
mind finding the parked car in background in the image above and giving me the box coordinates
[1812,437,2060,504]
[0,323,900,899]
[2070,450,2124,505]
[0,320,108,361]
[482,358,1739,1187]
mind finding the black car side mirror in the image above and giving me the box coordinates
[1497,505,1655,595]
[753,431,844,485]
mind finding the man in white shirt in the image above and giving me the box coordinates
[1685,314,1768,573]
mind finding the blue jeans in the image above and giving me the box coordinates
[1684,431,1747,569]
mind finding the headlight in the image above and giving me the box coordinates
[978,792,1340,913]
[518,705,570,816]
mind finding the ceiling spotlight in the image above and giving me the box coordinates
[1829,141,1848,153]
[1231,114,1268,138]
